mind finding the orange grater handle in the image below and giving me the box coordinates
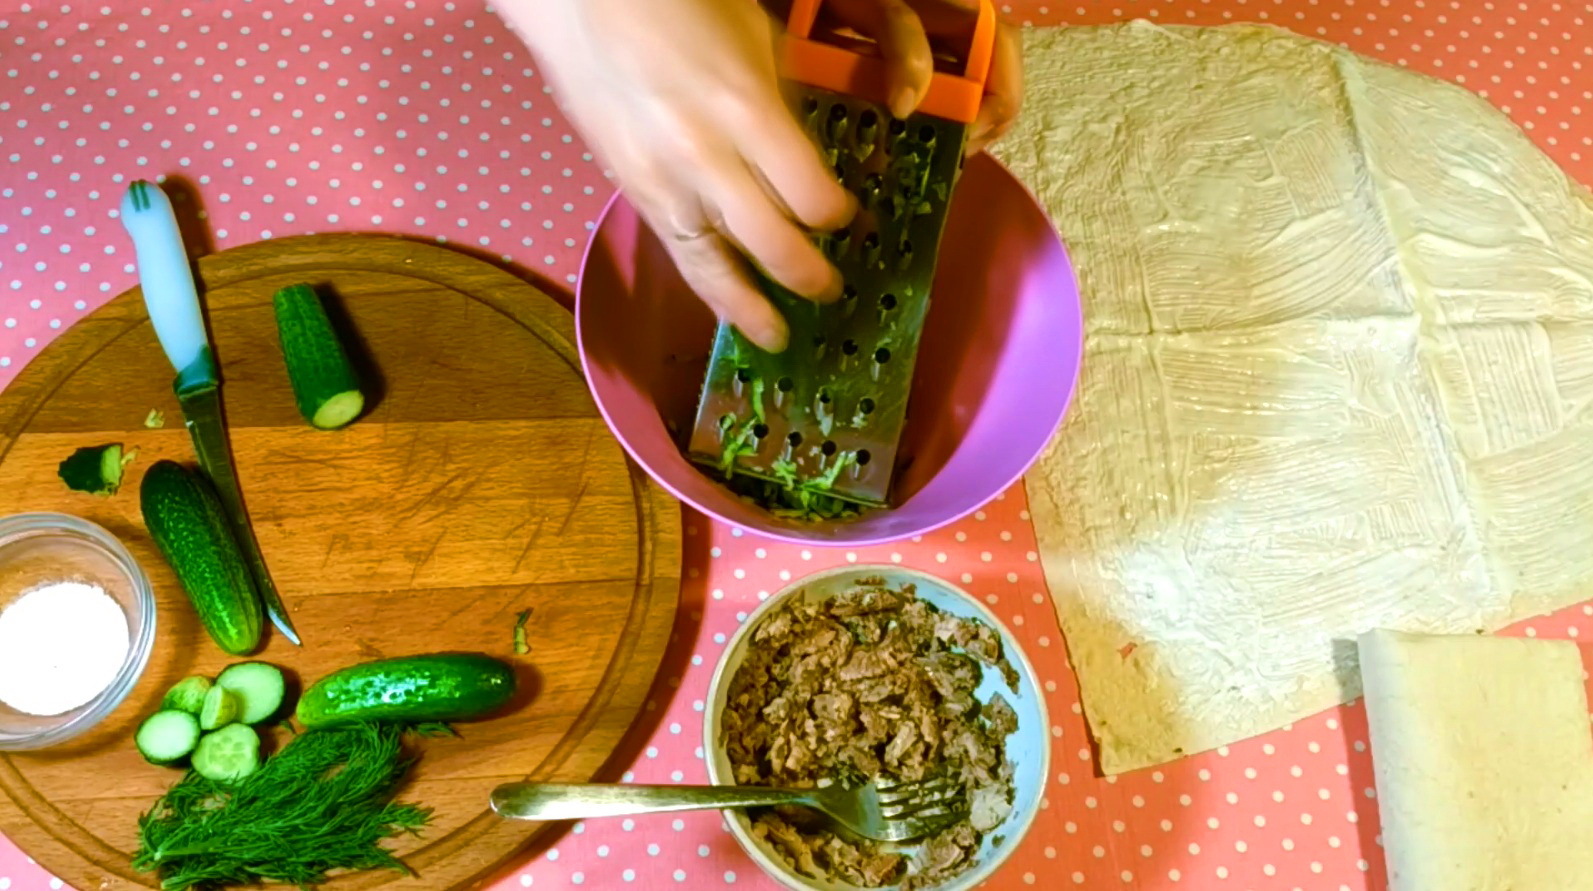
[781,0,996,125]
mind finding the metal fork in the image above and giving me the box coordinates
[489,775,968,842]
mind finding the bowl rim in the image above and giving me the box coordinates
[574,154,1083,547]
[0,511,158,751]
[702,564,1052,891]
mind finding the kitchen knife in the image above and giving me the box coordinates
[120,179,301,646]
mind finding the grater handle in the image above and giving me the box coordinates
[781,0,996,124]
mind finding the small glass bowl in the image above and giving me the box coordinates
[0,512,157,751]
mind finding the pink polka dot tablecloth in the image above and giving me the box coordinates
[1,2,1590,890]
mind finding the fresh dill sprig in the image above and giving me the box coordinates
[133,722,433,890]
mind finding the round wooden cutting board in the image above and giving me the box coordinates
[0,234,682,890]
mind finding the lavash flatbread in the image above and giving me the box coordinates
[995,22,1593,773]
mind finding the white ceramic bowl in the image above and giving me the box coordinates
[705,566,1050,891]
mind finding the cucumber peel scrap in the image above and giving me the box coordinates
[512,608,532,655]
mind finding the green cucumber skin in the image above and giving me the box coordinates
[140,460,264,656]
[296,653,516,727]
[272,283,363,429]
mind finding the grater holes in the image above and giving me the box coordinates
[802,97,819,116]
[842,339,860,356]
[787,431,803,447]
[822,440,838,457]
[880,293,897,311]
[862,231,881,265]
[818,388,832,404]
[858,109,878,129]
[753,423,770,439]
[736,367,754,383]
[776,376,794,393]
[917,124,937,143]
[857,449,872,466]
[859,397,876,415]
[874,347,891,364]
[888,119,906,137]
[826,104,849,141]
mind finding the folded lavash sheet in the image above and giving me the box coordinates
[994,22,1593,773]
[1358,629,1593,891]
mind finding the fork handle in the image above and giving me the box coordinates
[489,782,812,822]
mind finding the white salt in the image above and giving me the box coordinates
[0,581,130,716]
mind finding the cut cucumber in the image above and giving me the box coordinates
[160,675,213,715]
[140,460,264,655]
[191,723,261,783]
[199,685,240,731]
[135,710,201,765]
[296,652,516,728]
[215,661,286,724]
[272,283,366,430]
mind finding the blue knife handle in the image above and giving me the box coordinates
[120,180,215,383]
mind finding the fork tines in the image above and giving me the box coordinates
[877,776,966,819]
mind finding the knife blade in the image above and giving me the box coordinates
[120,179,302,646]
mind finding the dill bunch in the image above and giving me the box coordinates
[133,722,433,890]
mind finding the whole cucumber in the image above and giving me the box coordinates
[296,652,517,727]
[140,460,264,655]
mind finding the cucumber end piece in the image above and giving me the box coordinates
[310,390,365,430]
[199,685,240,731]
[160,676,213,715]
[59,443,124,496]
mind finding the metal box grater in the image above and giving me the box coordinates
[686,0,997,514]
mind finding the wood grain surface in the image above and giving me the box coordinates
[0,234,682,890]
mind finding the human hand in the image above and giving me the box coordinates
[786,0,1024,153]
[496,0,1022,352]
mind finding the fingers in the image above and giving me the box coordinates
[967,18,1022,153]
[730,95,856,232]
[667,230,792,353]
[704,157,843,302]
[825,0,935,118]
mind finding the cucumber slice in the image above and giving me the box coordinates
[191,723,261,783]
[160,675,213,715]
[199,685,240,730]
[215,661,287,724]
[135,710,201,765]
[272,283,366,430]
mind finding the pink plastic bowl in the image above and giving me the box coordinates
[576,153,1083,546]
